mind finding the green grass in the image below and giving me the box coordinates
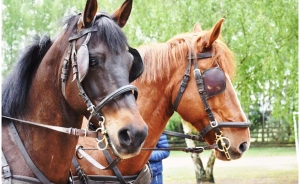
[168,147,297,158]
[163,147,298,184]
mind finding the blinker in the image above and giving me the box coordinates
[202,67,226,98]
[77,44,89,82]
[76,33,91,83]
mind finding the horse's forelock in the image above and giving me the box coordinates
[95,15,128,54]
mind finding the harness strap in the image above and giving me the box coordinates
[2,116,99,138]
[72,157,89,184]
[8,121,53,184]
[193,57,222,136]
[101,148,127,184]
[2,150,12,184]
[72,163,152,184]
[75,146,121,170]
[173,59,191,111]
[97,131,127,184]
[69,26,97,41]
[93,85,139,113]
[163,130,203,141]
[199,121,251,139]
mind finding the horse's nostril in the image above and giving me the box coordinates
[118,128,133,146]
[117,125,148,148]
[239,142,248,153]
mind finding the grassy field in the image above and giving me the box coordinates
[162,147,298,184]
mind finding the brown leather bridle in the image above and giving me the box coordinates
[172,51,251,160]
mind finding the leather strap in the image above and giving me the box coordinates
[2,116,99,138]
[173,60,191,111]
[94,85,138,113]
[75,146,121,170]
[193,57,222,136]
[2,150,12,184]
[199,121,251,139]
[69,27,97,41]
[8,121,53,184]
[187,52,212,60]
[72,157,89,184]
[163,130,203,141]
[97,133,127,184]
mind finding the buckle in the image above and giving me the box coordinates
[193,69,201,77]
[210,121,218,128]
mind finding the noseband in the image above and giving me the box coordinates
[172,51,250,159]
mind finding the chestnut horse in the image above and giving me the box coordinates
[2,0,148,183]
[73,18,251,183]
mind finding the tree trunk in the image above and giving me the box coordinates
[181,119,216,183]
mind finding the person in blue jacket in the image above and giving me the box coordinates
[149,134,170,184]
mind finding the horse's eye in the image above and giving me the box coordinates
[89,58,98,66]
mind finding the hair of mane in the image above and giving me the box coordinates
[2,35,52,118]
[136,31,236,84]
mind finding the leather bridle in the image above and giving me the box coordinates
[67,50,252,184]
[172,51,251,160]
[2,14,140,184]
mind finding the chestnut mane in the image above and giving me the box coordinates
[137,31,236,83]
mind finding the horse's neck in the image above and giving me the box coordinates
[117,79,174,174]
[2,40,83,183]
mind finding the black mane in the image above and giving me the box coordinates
[2,35,52,117]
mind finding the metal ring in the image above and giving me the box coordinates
[75,145,84,159]
[98,116,105,126]
[96,136,108,151]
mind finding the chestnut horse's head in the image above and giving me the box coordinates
[170,19,250,161]
[63,0,147,159]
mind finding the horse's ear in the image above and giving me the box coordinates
[193,22,202,32]
[78,0,98,31]
[112,0,132,28]
[206,18,224,48]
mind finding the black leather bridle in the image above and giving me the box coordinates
[172,51,251,160]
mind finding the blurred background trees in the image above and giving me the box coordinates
[2,0,298,142]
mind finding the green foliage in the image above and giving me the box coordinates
[166,112,182,132]
[2,1,297,135]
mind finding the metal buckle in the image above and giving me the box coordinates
[87,105,96,114]
[194,69,201,77]
[210,120,218,128]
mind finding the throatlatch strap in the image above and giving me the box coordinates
[9,121,53,184]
